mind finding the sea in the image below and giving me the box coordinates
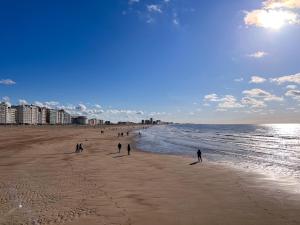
[136,124,300,192]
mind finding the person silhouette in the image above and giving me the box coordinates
[127,144,131,155]
[75,144,80,153]
[118,143,122,153]
[79,143,84,152]
[197,149,202,162]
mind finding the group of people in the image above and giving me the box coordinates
[75,143,84,153]
[118,143,132,155]
[118,132,130,137]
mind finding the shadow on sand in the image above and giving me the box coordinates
[189,161,200,166]
[107,152,120,155]
[64,152,77,155]
[113,155,128,158]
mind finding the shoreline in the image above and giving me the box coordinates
[0,126,300,225]
[133,126,300,196]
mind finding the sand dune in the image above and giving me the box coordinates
[0,126,299,225]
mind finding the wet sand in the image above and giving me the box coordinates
[0,126,300,225]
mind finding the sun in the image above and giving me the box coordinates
[260,10,297,30]
[259,10,286,29]
[245,9,299,30]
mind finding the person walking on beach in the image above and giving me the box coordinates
[127,144,131,155]
[75,144,80,153]
[79,143,84,152]
[197,149,202,162]
[118,143,122,153]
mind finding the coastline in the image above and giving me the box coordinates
[0,126,300,225]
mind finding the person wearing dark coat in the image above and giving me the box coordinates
[118,143,122,153]
[197,149,202,162]
[75,144,80,153]
[127,144,131,155]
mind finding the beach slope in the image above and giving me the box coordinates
[0,126,299,225]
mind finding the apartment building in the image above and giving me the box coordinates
[8,107,17,124]
[38,107,47,125]
[57,109,64,125]
[0,102,10,124]
[16,105,38,125]
[63,111,72,124]
[56,109,71,125]
[47,109,58,125]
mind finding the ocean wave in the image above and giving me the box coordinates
[136,124,300,183]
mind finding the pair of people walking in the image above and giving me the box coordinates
[75,143,84,153]
[118,143,131,155]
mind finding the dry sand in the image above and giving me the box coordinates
[0,126,300,225]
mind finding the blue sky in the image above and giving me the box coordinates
[0,0,300,123]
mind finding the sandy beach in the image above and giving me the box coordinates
[0,126,300,225]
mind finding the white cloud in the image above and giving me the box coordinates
[243,88,283,101]
[270,73,300,84]
[34,101,45,107]
[204,94,244,109]
[76,104,87,112]
[204,93,220,102]
[263,0,300,9]
[147,4,162,13]
[1,96,11,106]
[19,99,28,105]
[45,101,59,106]
[173,18,179,25]
[248,51,268,58]
[217,95,244,109]
[172,12,180,25]
[146,17,155,24]
[94,104,102,109]
[250,76,267,83]
[241,97,266,108]
[2,96,10,102]
[285,89,300,100]
[286,84,297,89]
[0,79,16,85]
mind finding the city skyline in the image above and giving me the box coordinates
[1,0,300,124]
[0,101,164,125]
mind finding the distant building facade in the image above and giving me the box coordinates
[88,118,98,126]
[0,102,72,125]
[72,116,88,125]
[15,105,38,125]
[38,107,47,125]
[47,109,58,125]
[8,107,17,124]
[63,111,72,124]
[0,102,10,124]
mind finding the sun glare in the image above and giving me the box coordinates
[260,10,286,29]
[245,9,299,30]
